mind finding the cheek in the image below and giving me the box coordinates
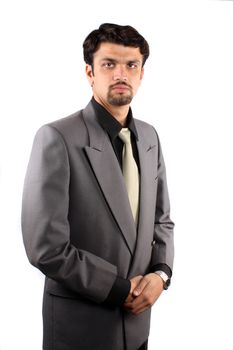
[94,74,109,87]
[132,79,142,92]
[93,79,109,95]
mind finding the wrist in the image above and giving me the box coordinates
[154,270,171,290]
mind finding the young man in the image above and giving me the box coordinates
[22,23,174,350]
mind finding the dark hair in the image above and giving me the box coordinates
[83,23,150,67]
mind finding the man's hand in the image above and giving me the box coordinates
[125,275,143,303]
[124,273,164,315]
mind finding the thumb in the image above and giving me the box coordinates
[130,275,143,294]
[133,277,147,297]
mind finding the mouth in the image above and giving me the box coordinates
[111,84,131,93]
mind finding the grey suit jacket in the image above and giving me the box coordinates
[21,101,174,350]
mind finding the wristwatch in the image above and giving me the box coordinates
[154,270,171,290]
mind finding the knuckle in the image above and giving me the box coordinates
[142,295,148,303]
[148,297,154,305]
[143,294,153,305]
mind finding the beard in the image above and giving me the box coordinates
[107,84,133,106]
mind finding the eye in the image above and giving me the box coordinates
[128,62,138,69]
[102,61,115,68]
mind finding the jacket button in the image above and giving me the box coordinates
[151,240,156,246]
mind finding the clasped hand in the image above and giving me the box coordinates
[124,273,164,315]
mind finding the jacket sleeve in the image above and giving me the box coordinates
[150,131,175,272]
[21,125,119,304]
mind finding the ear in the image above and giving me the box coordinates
[85,64,94,87]
[140,67,144,81]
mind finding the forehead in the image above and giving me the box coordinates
[93,42,143,62]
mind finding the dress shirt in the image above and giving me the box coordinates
[91,98,172,308]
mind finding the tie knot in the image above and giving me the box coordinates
[118,128,131,144]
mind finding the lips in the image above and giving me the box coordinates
[111,84,130,93]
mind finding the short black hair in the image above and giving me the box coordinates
[83,23,150,67]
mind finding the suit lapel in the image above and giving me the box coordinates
[128,121,158,276]
[82,102,137,255]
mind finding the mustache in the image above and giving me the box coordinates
[110,81,132,89]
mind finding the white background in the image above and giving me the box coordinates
[0,0,233,349]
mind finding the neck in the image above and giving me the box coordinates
[93,96,129,126]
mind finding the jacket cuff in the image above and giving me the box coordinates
[151,263,172,278]
[103,276,131,307]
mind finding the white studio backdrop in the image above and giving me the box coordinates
[0,0,233,349]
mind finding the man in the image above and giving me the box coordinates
[22,23,174,350]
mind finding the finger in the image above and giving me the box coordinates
[124,293,145,313]
[126,300,148,315]
[132,304,149,315]
[124,296,139,309]
[125,294,134,303]
[128,285,155,313]
[130,275,143,293]
[130,296,151,315]
[124,303,133,311]
[132,277,150,297]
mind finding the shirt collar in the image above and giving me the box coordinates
[91,97,138,141]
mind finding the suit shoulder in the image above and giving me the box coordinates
[36,109,87,142]
[48,109,84,132]
[32,109,88,151]
[134,118,159,141]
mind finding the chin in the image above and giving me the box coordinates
[108,94,133,106]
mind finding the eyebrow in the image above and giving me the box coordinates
[100,58,142,64]
[100,58,116,63]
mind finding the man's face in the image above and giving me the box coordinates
[86,42,144,108]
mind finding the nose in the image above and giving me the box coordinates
[113,64,127,81]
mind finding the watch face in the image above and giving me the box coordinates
[154,271,171,289]
[164,279,171,290]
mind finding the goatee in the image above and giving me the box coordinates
[107,94,133,106]
[107,83,133,106]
